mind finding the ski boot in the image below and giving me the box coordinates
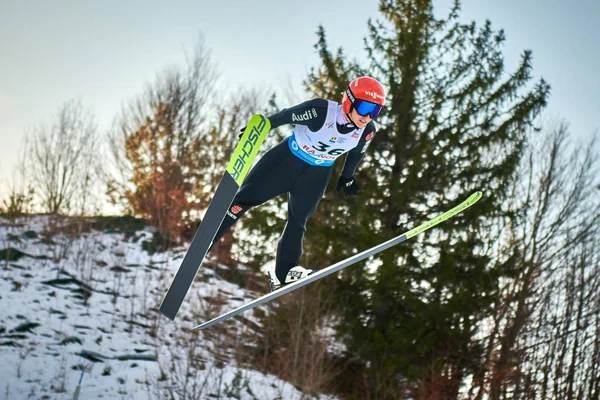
[266,265,314,292]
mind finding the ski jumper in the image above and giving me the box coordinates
[212,98,377,282]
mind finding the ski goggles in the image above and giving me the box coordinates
[354,99,383,119]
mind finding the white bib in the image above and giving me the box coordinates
[287,101,365,166]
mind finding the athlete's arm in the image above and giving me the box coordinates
[267,98,329,132]
[341,121,377,177]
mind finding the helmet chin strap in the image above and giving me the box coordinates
[345,110,360,129]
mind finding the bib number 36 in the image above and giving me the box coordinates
[312,141,344,155]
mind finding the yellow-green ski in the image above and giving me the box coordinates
[160,114,270,321]
[194,191,482,330]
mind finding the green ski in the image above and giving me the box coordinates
[194,191,482,330]
[160,114,270,320]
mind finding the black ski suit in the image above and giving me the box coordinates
[212,98,377,282]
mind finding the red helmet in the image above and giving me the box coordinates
[342,76,386,118]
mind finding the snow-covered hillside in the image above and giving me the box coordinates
[0,215,338,400]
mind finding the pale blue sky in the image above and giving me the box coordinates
[1,0,598,186]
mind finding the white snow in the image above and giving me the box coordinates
[0,215,338,400]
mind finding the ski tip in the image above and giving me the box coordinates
[469,191,483,203]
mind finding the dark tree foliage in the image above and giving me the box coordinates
[298,1,549,398]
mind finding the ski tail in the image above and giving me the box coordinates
[193,191,483,330]
[159,114,270,320]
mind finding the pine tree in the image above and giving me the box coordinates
[302,1,550,398]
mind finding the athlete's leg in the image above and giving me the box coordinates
[275,165,334,282]
[212,139,300,244]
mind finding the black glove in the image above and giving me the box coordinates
[336,175,360,196]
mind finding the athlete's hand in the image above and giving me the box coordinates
[336,175,360,196]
